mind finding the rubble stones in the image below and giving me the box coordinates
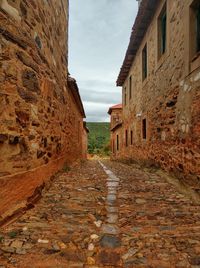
[0,134,8,143]
[0,160,200,267]
[100,235,121,248]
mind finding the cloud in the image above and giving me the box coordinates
[69,0,138,122]
[84,101,113,122]
[79,79,122,104]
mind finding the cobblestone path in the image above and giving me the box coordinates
[0,160,200,267]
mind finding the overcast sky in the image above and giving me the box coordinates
[69,0,138,122]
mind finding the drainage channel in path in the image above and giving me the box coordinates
[98,160,122,267]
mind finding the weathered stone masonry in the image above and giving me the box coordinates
[0,0,86,220]
[108,104,122,157]
[114,0,200,180]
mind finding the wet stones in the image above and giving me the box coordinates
[22,70,40,93]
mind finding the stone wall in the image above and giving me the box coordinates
[110,109,122,130]
[109,107,122,157]
[82,125,89,159]
[116,0,200,180]
[0,0,86,220]
[111,126,122,158]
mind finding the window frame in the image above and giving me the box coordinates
[142,119,147,140]
[142,44,148,81]
[129,75,132,100]
[130,130,133,145]
[116,135,119,151]
[124,86,127,106]
[125,130,128,147]
[189,0,200,72]
[158,2,167,60]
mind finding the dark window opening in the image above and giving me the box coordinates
[112,140,115,153]
[142,44,147,81]
[129,76,132,99]
[124,87,127,106]
[130,130,133,145]
[196,5,200,52]
[190,0,200,58]
[194,3,200,53]
[125,130,128,147]
[117,135,119,151]
[142,119,147,140]
[158,3,167,58]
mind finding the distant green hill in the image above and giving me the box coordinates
[87,122,110,155]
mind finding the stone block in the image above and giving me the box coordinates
[22,70,40,93]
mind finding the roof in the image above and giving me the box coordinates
[108,104,122,115]
[68,77,86,118]
[117,0,159,86]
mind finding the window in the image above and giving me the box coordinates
[158,3,167,59]
[142,44,147,81]
[142,119,147,140]
[116,135,119,151]
[129,76,132,99]
[130,130,133,145]
[112,140,115,153]
[125,130,128,147]
[124,87,127,106]
[197,7,200,53]
[190,1,200,57]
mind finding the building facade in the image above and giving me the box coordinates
[115,0,200,178]
[82,122,89,159]
[108,104,122,158]
[0,0,87,222]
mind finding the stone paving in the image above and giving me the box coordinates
[0,159,200,267]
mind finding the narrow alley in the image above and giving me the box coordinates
[0,160,200,268]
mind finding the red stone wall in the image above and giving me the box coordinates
[110,127,123,159]
[82,127,88,159]
[0,0,86,220]
[109,108,123,158]
[110,109,122,130]
[116,0,200,179]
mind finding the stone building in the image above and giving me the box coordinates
[108,104,122,157]
[83,122,89,159]
[0,0,87,222]
[114,0,200,178]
